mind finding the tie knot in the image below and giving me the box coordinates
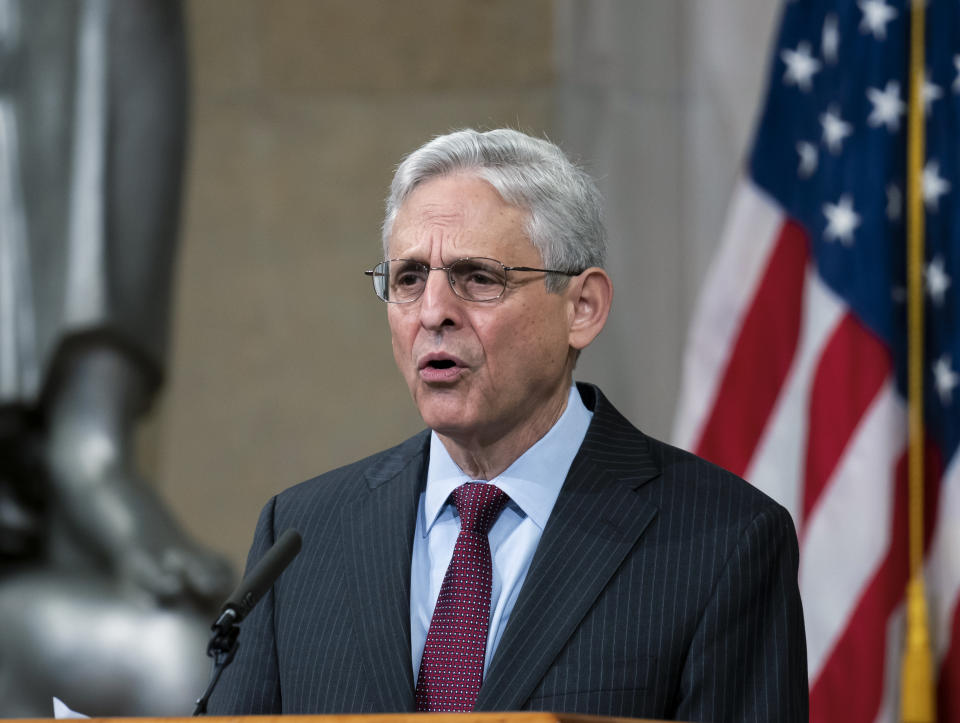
[452,483,508,535]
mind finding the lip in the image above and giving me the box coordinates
[417,352,468,383]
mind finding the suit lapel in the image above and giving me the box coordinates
[340,432,429,712]
[475,385,661,711]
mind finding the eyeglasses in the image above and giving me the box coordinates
[364,257,582,303]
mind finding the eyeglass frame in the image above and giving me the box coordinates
[363,256,584,303]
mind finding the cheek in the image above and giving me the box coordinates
[388,312,414,362]
[477,308,565,374]
[390,334,404,368]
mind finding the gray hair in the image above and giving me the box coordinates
[382,128,606,291]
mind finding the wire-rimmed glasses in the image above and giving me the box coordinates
[364,257,583,303]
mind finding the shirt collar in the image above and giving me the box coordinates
[422,385,593,534]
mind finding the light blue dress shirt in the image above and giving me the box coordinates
[409,385,592,679]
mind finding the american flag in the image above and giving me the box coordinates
[673,1,960,721]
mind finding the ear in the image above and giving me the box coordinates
[567,267,613,350]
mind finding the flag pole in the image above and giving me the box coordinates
[901,0,935,720]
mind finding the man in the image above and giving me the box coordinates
[207,129,808,721]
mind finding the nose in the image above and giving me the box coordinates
[418,266,462,330]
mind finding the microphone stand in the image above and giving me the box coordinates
[191,528,302,715]
[193,609,240,715]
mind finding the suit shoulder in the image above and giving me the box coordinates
[274,429,430,510]
[645,433,791,522]
[581,383,788,522]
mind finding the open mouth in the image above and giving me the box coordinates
[418,353,465,381]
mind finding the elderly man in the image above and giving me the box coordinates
[207,129,808,721]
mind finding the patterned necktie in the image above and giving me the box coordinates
[415,482,509,712]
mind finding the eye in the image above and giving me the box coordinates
[391,261,428,287]
[465,269,499,285]
[452,259,507,299]
[385,260,428,301]
[455,260,502,283]
[395,270,424,287]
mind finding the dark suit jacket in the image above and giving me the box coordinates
[207,383,808,721]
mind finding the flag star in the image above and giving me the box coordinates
[933,355,959,406]
[822,14,840,64]
[923,160,951,211]
[781,42,822,92]
[926,255,951,306]
[924,74,943,114]
[797,141,818,178]
[820,106,853,154]
[866,81,905,131]
[954,55,960,93]
[823,195,861,245]
[886,183,902,220]
[858,0,898,40]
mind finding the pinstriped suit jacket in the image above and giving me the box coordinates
[207,383,808,722]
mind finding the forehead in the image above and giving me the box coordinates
[388,173,538,261]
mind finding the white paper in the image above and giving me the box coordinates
[53,697,89,719]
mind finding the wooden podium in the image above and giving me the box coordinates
[10,714,669,723]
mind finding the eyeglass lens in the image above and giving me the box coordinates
[374,258,508,302]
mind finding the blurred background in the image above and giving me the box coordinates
[158,0,778,572]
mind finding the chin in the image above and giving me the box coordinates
[415,399,473,436]
[418,409,470,436]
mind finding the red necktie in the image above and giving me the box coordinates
[415,482,508,711]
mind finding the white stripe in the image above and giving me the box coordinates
[672,178,785,449]
[801,380,906,681]
[927,450,960,661]
[745,268,845,526]
[872,603,905,723]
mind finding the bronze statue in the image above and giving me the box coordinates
[0,0,233,715]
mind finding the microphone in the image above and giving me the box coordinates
[217,528,302,626]
[194,528,302,715]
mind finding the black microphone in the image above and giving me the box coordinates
[194,528,302,715]
[217,528,302,626]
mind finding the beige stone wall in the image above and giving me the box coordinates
[156,0,554,573]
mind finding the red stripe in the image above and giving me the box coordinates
[801,314,890,532]
[693,220,809,476]
[809,442,942,723]
[938,602,960,722]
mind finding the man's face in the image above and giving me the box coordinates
[387,173,576,450]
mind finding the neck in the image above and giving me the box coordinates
[436,384,573,480]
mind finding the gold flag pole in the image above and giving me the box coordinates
[901,0,935,720]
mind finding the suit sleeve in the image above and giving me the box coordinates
[206,496,283,714]
[674,503,809,723]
